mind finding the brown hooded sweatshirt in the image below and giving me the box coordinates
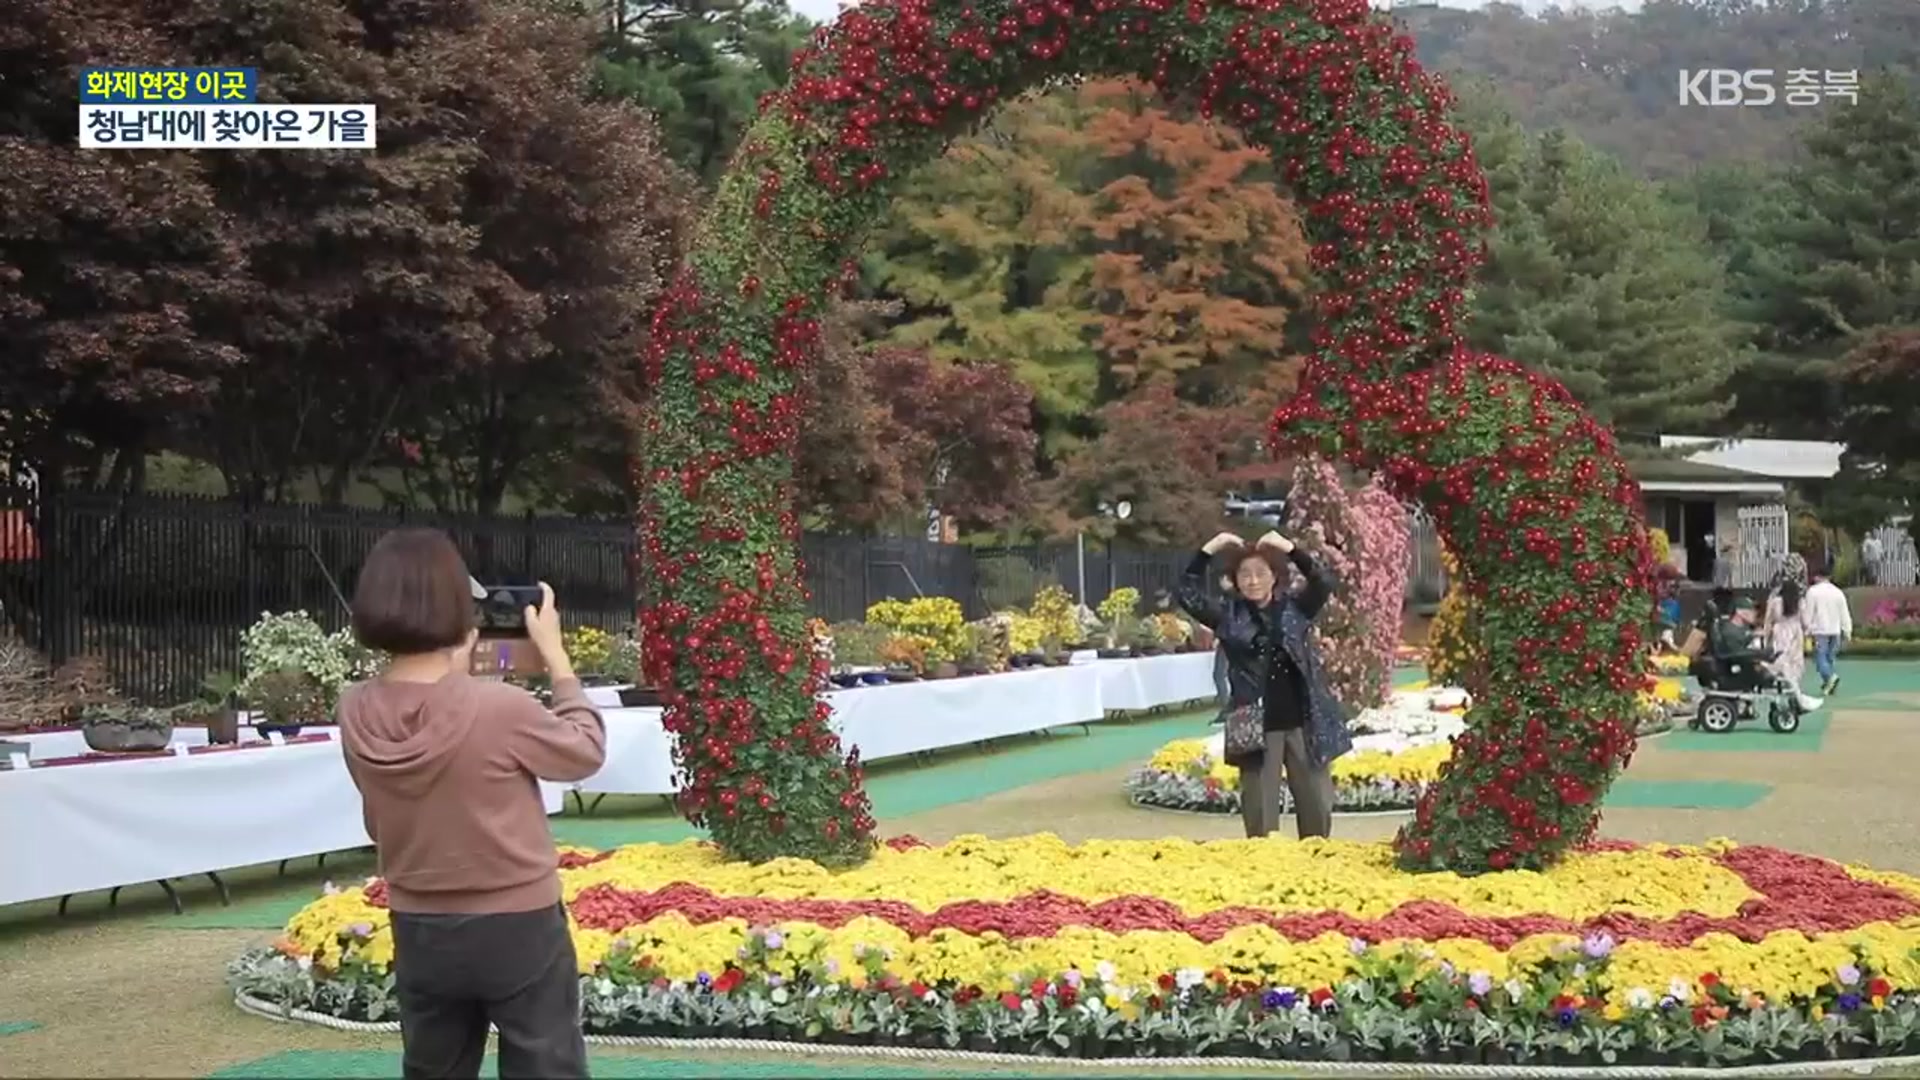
[338,672,606,914]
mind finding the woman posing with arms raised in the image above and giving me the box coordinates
[1177,529,1352,839]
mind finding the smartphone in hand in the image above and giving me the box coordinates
[471,583,545,676]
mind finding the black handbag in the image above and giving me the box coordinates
[1222,702,1264,766]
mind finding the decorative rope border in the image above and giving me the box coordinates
[233,991,1918,1077]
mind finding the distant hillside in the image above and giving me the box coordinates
[1397,0,1920,175]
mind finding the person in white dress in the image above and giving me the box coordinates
[1761,579,1821,711]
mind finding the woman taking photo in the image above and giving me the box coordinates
[1177,529,1352,839]
[339,529,606,1079]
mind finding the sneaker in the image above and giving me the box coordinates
[1796,692,1824,713]
[1827,676,1841,696]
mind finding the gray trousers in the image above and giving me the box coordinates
[1238,727,1335,840]
[392,902,588,1079]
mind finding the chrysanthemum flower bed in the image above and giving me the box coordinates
[1129,686,1678,816]
[1127,739,1450,815]
[232,834,1920,1066]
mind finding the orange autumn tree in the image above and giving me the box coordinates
[1076,79,1314,404]
[868,80,1314,535]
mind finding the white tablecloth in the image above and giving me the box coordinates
[828,662,1106,761]
[578,657,1213,796]
[578,707,676,796]
[0,731,565,907]
[1092,652,1217,712]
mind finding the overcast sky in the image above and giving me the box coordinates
[786,0,1646,27]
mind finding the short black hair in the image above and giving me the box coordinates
[351,529,477,655]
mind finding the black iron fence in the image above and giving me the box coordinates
[0,484,1445,704]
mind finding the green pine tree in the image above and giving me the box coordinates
[1461,94,1745,437]
[1735,74,1920,437]
[594,0,814,185]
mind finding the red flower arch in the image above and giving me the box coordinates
[636,0,1656,873]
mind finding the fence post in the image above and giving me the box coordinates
[523,510,537,581]
[41,489,72,667]
[241,499,258,626]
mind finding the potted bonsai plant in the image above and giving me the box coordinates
[827,622,887,687]
[0,631,60,732]
[1006,613,1045,669]
[1096,587,1140,659]
[878,634,925,682]
[563,626,614,687]
[1029,586,1079,665]
[1151,612,1192,654]
[47,655,119,727]
[954,623,996,676]
[179,670,241,744]
[1135,618,1169,656]
[80,701,175,753]
[248,668,330,739]
[239,611,350,733]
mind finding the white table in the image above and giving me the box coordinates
[574,656,1217,799]
[0,730,566,910]
[577,706,677,798]
[1092,652,1217,712]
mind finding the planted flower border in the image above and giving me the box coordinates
[647,0,1657,873]
[233,836,1920,1068]
[229,943,1920,1067]
[1126,755,1441,816]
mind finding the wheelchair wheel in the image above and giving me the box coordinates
[1769,706,1802,734]
[1697,698,1738,734]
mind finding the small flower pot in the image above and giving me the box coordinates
[204,707,240,745]
[1139,645,1168,656]
[883,667,919,683]
[931,662,959,679]
[82,718,173,753]
[858,672,890,686]
[1213,1038,1254,1057]
[829,672,861,688]
[1009,653,1043,669]
[255,722,304,740]
[1101,1037,1132,1058]
[1096,648,1129,659]
[965,1035,995,1053]
[743,1025,772,1041]
[956,663,989,676]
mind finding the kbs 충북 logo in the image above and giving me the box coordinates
[1677,69,1859,107]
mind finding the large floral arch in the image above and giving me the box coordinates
[636,0,1655,874]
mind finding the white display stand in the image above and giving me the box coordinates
[0,730,565,910]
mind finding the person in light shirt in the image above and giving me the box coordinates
[1803,564,1853,696]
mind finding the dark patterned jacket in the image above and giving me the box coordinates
[1176,548,1353,768]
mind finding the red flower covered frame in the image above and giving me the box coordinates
[636,0,1657,873]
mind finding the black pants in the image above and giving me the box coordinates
[391,902,589,1080]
